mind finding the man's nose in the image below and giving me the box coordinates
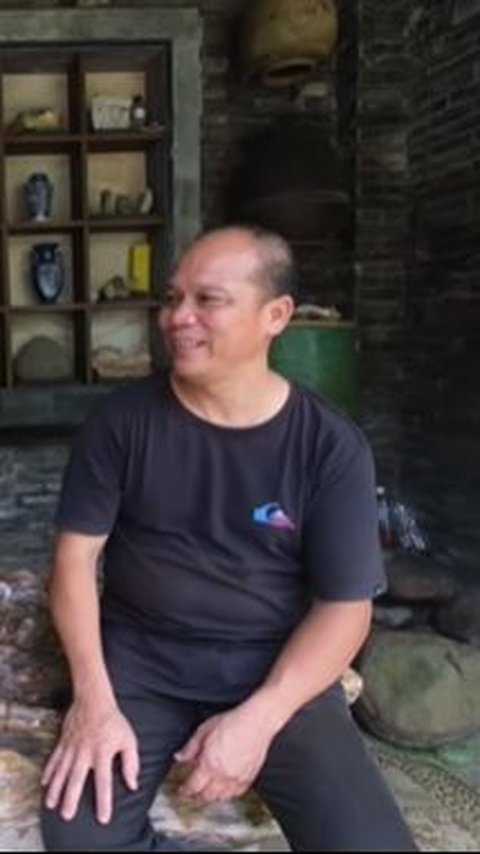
[168,299,198,325]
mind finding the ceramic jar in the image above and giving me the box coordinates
[24,173,53,222]
[243,0,338,87]
[30,243,65,303]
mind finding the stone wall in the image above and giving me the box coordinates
[0,438,69,573]
[354,0,411,482]
[401,1,480,578]
[354,0,480,583]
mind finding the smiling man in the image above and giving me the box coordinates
[41,226,416,852]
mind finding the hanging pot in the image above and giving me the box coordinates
[242,0,338,87]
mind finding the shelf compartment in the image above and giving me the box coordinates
[90,308,152,383]
[87,150,148,218]
[84,68,146,137]
[8,233,75,308]
[3,71,70,135]
[89,230,161,303]
[11,310,78,386]
[6,153,73,224]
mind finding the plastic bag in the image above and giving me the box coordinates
[376,486,428,553]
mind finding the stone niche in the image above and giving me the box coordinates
[0,6,201,252]
[0,4,202,432]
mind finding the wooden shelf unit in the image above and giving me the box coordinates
[0,43,172,389]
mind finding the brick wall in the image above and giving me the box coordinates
[402,1,480,577]
[354,0,411,482]
[0,437,69,572]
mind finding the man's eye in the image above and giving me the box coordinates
[162,292,180,308]
[197,294,224,306]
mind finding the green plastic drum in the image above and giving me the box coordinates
[269,320,358,417]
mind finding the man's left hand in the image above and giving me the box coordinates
[174,704,274,803]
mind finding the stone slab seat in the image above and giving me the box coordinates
[0,569,363,850]
[0,671,362,852]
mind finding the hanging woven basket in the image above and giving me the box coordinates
[243,0,338,87]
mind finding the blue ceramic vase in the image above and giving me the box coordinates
[25,172,53,222]
[31,243,65,303]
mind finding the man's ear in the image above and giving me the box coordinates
[267,295,295,336]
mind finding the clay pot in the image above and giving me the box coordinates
[243,0,338,87]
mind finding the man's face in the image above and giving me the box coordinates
[158,232,293,383]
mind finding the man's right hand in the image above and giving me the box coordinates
[41,699,139,825]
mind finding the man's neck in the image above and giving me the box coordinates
[170,369,290,428]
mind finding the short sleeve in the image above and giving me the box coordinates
[302,432,386,601]
[55,397,127,536]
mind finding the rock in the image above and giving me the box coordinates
[0,571,44,609]
[0,571,50,652]
[373,604,417,629]
[152,766,279,849]
[0,645,68,708]
[433,590,480,647]
[0,751,41,822]
[356,629,480,747]
[0,703,60,757]
[14,336,73,384]
[382,553,458,604]
[0,571,68,708]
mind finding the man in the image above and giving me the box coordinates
[41,226,416,852]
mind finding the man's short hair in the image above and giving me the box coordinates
[245,225,299,303]
[192,224,299,303]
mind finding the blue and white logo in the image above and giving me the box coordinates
[253,503,295,530]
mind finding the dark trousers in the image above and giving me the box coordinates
[41,686,416,852]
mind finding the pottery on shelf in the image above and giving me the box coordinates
[24,172,53,222]
[30,243,65,304]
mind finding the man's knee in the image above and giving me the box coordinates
[40,801,146,853]
[41,805,93,853]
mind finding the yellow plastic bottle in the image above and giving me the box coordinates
[129,242,151,296]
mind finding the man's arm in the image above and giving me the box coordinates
[176,598,372,803]
[41,532,139,824]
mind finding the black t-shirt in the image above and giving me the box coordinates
[56,372,385,701]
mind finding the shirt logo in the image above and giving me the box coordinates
[252,503,295,530]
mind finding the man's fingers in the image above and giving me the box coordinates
[179,765,211,799]
[94,755,114,825]
[44,747,75,810]
[174,734,202,764]
[121,743,139,791]
[58,761,90,821]
[41,744,64,787]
